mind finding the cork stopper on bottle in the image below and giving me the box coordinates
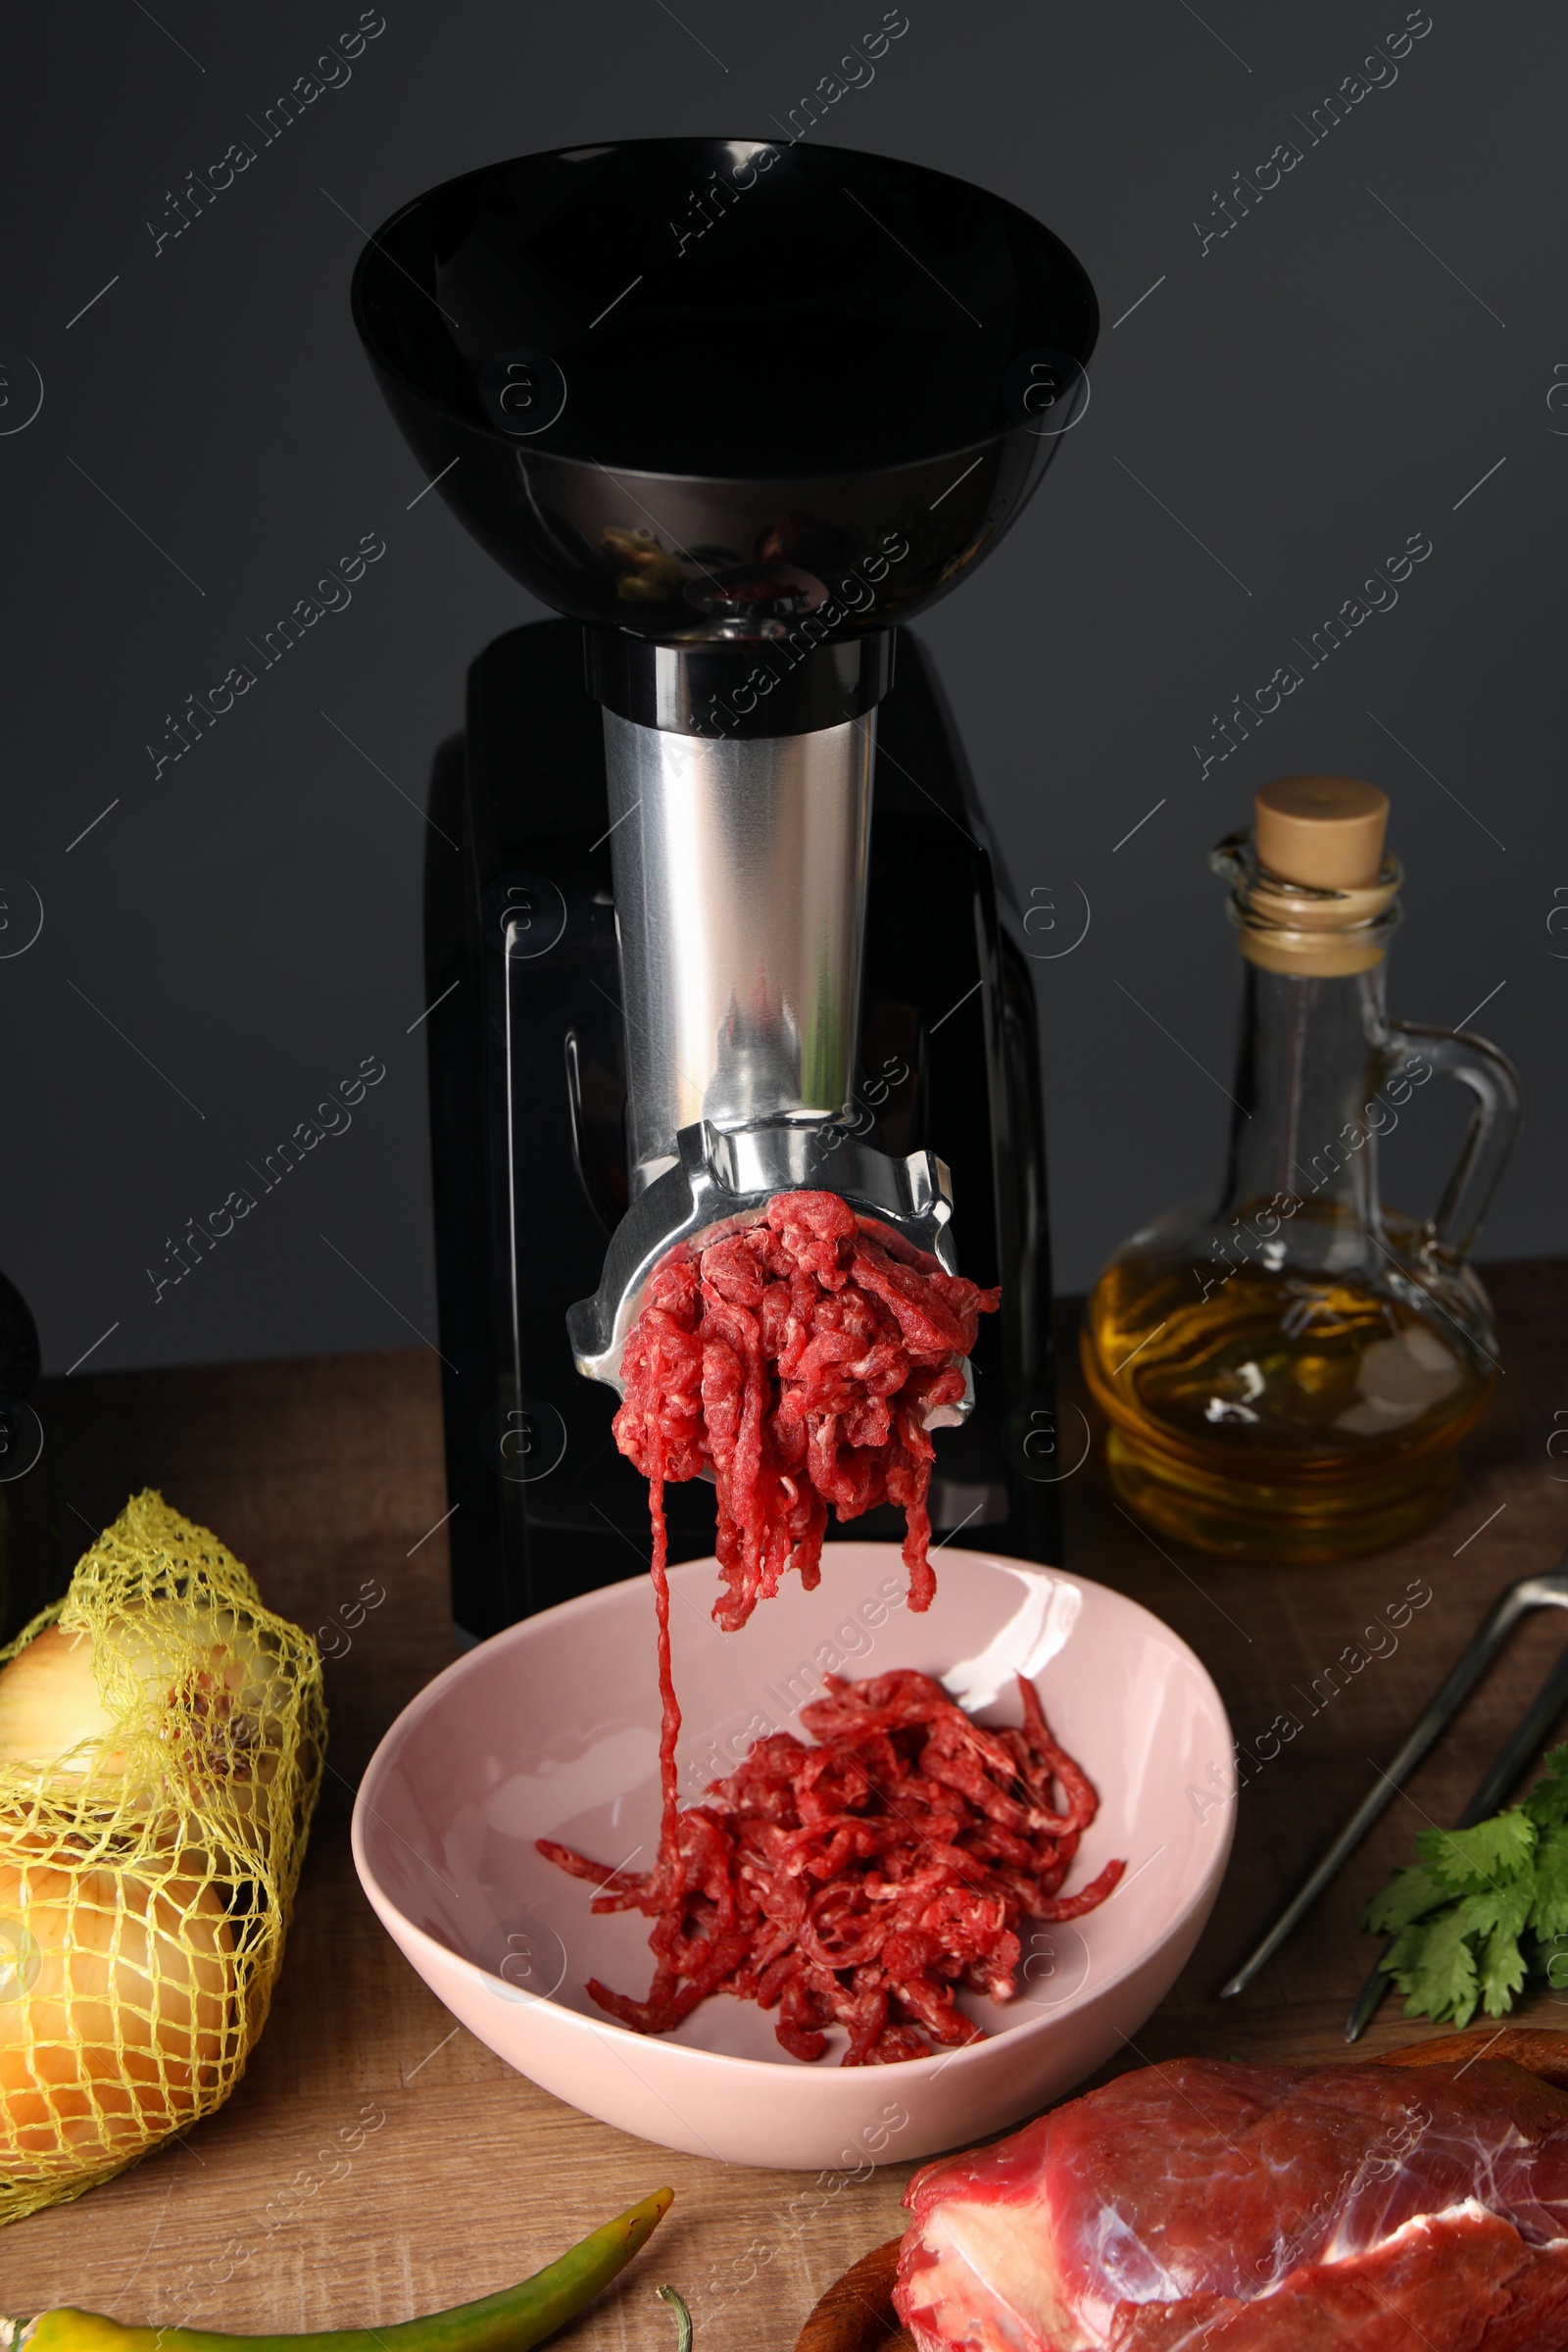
[1254,774,1389,890]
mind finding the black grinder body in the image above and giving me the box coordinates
[424,618,1059,1643]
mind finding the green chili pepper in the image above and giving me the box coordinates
[6,2188,673,2352]
[656,2287,691,2352]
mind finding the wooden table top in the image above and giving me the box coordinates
[6,1258,1567,2342]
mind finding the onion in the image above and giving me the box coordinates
[0,1606,282,1817]
[0,1851,234,2170]
[0,1628,131,1782]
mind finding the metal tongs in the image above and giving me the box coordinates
[1221,1558,1568,2033]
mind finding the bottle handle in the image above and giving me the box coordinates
[1384,1021,1523,1264]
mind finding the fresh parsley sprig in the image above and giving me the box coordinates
[1363,1743,1568,2027]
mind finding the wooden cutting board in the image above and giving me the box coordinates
[1,1259,1564,2352]
[795,2239,906,2352]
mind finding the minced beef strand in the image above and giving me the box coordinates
[614,1188,1001,1633]
[537,1191,1118,2059]
[540,1668,1124,2064]
[605,1188,999,1906]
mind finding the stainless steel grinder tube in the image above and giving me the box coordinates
[603,710,876,1194]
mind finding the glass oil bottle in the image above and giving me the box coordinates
[1082,774,1522,1562]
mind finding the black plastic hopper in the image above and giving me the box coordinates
[352,137,1098,644]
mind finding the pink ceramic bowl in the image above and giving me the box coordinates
[352,1544,1233,2169]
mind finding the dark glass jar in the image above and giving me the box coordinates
[0,1270,51,1639]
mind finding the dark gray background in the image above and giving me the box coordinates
[4,0,1562,1378]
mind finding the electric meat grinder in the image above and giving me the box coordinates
[351,137,1098,1642]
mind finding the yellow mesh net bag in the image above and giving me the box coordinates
[0,1490,325,2224]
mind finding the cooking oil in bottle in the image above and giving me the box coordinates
[1082,775,1521,1562]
